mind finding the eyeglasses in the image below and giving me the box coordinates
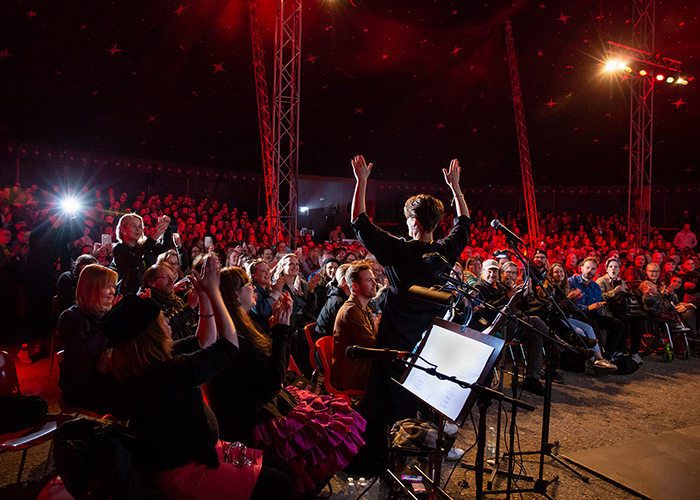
[156,275,174,282]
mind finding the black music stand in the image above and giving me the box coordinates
[390,318,534,500]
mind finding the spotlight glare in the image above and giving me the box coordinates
[639,69,647,76]
[605,60,618,72]
[60,196,81,215]
[616,62,628,71]
[666,76,675,84]
[656,74,664,81]
[676,77,685,85]
[299,206,309,214]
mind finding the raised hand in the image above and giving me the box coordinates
[351,155,373,182]
[442,158,461,190]
[191,254,221,297]
[270,291,294,327]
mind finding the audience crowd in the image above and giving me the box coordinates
[1,178,700,498]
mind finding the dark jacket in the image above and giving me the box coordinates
[112,228,174,295]
[315,284,349,339]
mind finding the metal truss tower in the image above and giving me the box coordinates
[606,0,683,248]
[248,0,279,242]
[627,0,656,248]
[272,0,302,246]
[505,21,541,249]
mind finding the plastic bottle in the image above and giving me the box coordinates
[357,477,368,499]
[347,477,355,500]
[486,426,497,464]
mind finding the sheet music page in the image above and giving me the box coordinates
[401,324,494,421]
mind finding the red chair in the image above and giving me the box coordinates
[0,351,73,482]
[314,336,365,404]
[304,322,320,382]
[287,354,302,376]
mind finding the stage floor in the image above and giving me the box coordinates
[563,425,700,500]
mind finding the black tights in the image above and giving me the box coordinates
[250,451,296,500]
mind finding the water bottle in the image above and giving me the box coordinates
[486,426,497,464]
[357,477,368,498]
[347,477,356,500]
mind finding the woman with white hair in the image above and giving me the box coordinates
[112,213,173,294]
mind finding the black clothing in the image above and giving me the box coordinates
[315,285,349,339]
[57,305,117,414]
[207,324,290,446]
[121,337,239,473]
[149,287,198,341]
[352,212,471,423]
[112,228,173,295]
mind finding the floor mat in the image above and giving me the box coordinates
[563,425,700,500]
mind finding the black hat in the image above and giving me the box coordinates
[321,257,341,269]
[534,249,547,258]
[98,294,162,348]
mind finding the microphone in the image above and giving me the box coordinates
[491,219,525,246]
[345,345,414,360]
[407,285,456,306]
[422,252,443,263]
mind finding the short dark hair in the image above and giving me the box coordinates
[403,195,444,233]
[345,261,373,289]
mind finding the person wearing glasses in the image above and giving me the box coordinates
[142,262,199,340]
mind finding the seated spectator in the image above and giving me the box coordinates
[569,257,627,359]
[112,213,174,295]
[679,256,700,303]
[596,258,644,365]
[661,258,679,285]
[273,253,319,335]
[310,257,340,315]
[464,256,482,286]
[332,262,378,391]
[157,248,184,280]
[667,275,698,336]
[532,249,549,280]
[101,256,296,500]
[256,245,275,269]
[474,259,546,395]
[142,262,199,340]
[315,263,351,339]
[90,242,113,266]
[248,258,284,332]
[639,280,688,331]
[57,264,119,414]
[622,253,647,291]
[542,263,616,374]
[54,253,98,324]
[209,266,365,496]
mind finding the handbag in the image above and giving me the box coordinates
[609,292,642,319]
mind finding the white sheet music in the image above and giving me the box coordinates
[402,323,494,421]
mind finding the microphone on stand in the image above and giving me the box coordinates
[345,345,414,360]
[491,219,526,246]
[407,285,456,306]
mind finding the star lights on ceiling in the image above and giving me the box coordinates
[212,62,225,73]
[104,44,122,56]
[545,99,557,108]
[305,54,319,64]
[672,99,687,108]
[173,4,188,16]
[0,48,13,60]
[557,13,571,24]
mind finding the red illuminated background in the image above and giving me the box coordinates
[0,0,697,185]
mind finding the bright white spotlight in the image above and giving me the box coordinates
[605,60,618,72]
[60,196,82,215]
[616,62,628,71]
[299,206,309,214]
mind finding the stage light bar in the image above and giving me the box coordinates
[676,77,689,85]
[656,74,665,81]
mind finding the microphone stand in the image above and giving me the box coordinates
[488,239,588,500]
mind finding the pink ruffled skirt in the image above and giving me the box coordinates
[254,387,366,493]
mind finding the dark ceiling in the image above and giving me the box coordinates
[0,0,697,186]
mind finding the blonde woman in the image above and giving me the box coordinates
[273,253,320,334]
[58,264,120,413]
[113,213,173,294]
